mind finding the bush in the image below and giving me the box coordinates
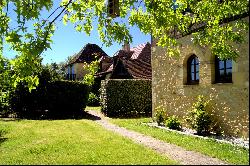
[100,79,151,118]
[0,91,11,117]
[10,80,89,119]
[165,115,182,130]
[154,106,166,126]
[46,81,89,119]
[87,92,100,106]
[186,95,213,135]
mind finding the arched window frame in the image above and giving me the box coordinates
[215,56,232,83]
[187,55,199,85]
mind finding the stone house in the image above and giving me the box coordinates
[152,15,249,138]
[65,43,112,81]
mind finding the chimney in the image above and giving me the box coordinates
[122,41,130,52]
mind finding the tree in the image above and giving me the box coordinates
[0,0,249,91]
[46,62,66,80]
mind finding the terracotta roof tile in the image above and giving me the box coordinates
[95,42,152,79]
[123,58,152,79]
[66,43,109,66]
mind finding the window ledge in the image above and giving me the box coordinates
[183,84,199,86]
[213,82,233,85]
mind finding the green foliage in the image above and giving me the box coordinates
[83,59,100,86]
[165,115,182,131]
[0,56,13,115]
[0,0,249,92]
[154,106,166,126]
[0,0,55,91]
[186,95,213,135]
[0,92,11,116]
[45,62,66,80]
[100,79,151,118]
[87,92,100,106]
[9,67,89,119]
[45,80,89,119]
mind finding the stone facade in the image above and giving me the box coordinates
[65,43,111,81]
[73,63,88,80]
[152,17,249,138]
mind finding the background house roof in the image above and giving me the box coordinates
[119,58,152,79]
[95,42,152,79]
[65,43,109,66]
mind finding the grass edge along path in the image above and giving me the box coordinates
[85,106,101,112]
[109,118,249,165]
[0,119,177,165]
[89,110,228,165]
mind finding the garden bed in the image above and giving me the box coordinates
[145,122,249,149]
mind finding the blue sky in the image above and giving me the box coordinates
[3,0,151,65]
[41,21,151,65]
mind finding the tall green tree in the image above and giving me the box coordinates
[0,0,249,90]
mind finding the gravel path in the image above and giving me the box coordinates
[87,110,229,165]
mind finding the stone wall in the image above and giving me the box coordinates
[152,17,249,138]
[74,63,89,80]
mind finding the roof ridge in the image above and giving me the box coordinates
[130,42,147,50]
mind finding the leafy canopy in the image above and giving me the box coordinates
[0,0,249,90]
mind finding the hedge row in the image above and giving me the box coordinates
[100,79,152,118]
[10,80,89,119]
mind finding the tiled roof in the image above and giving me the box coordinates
[95,42,151,79]
[66,43,108,66]
[123,42,152,79]
[130,43,147,59]
[122,58,152,79]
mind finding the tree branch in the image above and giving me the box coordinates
[41,0,73,53]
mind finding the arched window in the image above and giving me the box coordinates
[215,56,232,83]
[187,55,199,84]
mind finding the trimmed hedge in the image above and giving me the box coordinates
[100,79,152,118]
[10,80,89,119]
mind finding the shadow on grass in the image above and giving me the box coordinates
[0,129,8,145]
[106,116,151,120]
[0,137,8,145]
[81,111,101,121]
[0,111,101,121]
[0,118,22,122]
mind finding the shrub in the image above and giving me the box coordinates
[165,115,182,131]
[9,66,90,119]
[46,81,89,119]
[0,57,13,116]
[10,80,89,119]
[0,91,11,117]
[87,92,100,106]
[154,107,166,126]
[100,79,151,118]
[186,95,213,135]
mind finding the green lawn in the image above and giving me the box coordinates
[110,118,249,165]
[85,106,101,112]
[0,119,177,165]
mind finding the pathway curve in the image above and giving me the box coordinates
[87,110,229,165]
